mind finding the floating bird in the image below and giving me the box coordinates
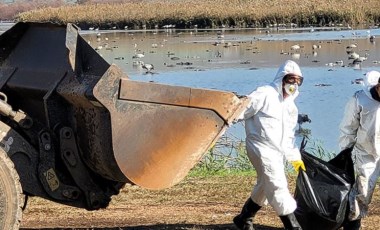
[176,62,193,66]
[348,52,359,60]
[353,53,369,64]
[218,34,225,39]
[346,43,357,49]
[224,42,232,48]
[314,83,332,87]
[351,78,364,84]
[291,44,301,50]
[297,113,311,131]
[132,60,144,66]
[132,52,145,59]
[335,60,344,66]
[142,63,154,73]
[163,24,175,29]
[298,114,311,124]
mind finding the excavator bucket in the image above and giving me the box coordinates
[0,22,248,190]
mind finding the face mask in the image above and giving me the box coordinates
[284,83,298,95]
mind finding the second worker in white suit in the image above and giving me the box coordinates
[339,70,380,230]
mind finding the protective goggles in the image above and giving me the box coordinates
[284,75,304,86]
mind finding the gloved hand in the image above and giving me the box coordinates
[291,160,306,173]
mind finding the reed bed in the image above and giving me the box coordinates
[191,122,334,175]
[13,0,380,29]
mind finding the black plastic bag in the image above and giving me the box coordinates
[294,148,355,230]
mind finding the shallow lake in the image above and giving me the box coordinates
[81,27,380,154]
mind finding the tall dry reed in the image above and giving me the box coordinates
[13,0,380,29]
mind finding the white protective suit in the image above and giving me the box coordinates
[243,60,302,216]
[339,70,380,221]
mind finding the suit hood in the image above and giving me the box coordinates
[363,70,380,99]
[271,60,303,99]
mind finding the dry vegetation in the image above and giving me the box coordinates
[0,0,67,20]
[20,174,380,229]
[1,0,379,29]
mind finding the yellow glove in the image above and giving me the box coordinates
[291,160,306,173]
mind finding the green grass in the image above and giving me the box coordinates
[189,168,256,177]
[189,123,335,177]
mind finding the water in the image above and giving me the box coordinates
[3,24,380,152]
[80,27,380,153]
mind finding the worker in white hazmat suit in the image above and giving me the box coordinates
[339,70,380,230]
[233,60,306,230]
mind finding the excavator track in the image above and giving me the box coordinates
[0,149,23,230]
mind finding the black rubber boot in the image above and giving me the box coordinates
[279,213,302,230]
[233,198,261,230]
[343,219,361,230]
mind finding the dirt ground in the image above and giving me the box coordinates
[20,175,380,230]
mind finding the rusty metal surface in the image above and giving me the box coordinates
[94,66,249,189]
[119,80,244,123]
[113,103,224,189]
